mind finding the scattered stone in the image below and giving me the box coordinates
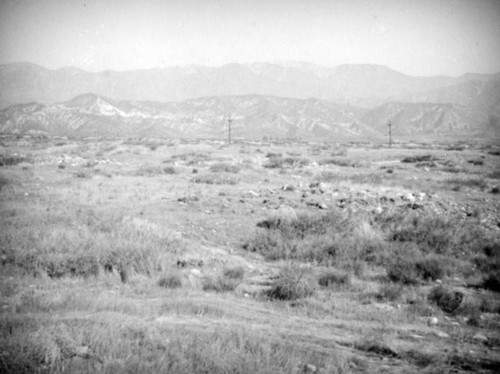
[304,364,317,373]
[472,333,488,343]
[433,330,450,339]
[428,317,439,326]
[246,190,260,197]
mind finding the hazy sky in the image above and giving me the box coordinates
[0,0,499,76]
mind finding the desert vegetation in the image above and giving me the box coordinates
[1,135,499,373]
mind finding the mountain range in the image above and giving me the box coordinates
[0,62,499,140]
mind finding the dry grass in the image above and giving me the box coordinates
[1,137,500,374]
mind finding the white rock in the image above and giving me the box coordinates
[428,317,439,326]
[472,333,488,342]
[433,330,450,339]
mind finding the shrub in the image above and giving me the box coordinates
[488,170,500,179]
[264,156,309,169]
[223,266,245,280]
[377,209,486,256]
[191,174,238,185]
[74,170,92,179]
[427,286,464,314]
[387,256,445,284]
[0,174,8,190]
[163,166,177,175]
[415,257,445,281]
[267,266,316,301]
[401,155,437,163]
[158,273,183,289]
[244,212,351,264]
[318,269,351,288]
[467,159,484,166]
[482,271,500,292]
[202,275,240,292]
[445,178,488,191]
[376,283,404,302]
[387,259,420,285]
[0,154,32,166]
[319,158,360,167]
[209,163,241,173]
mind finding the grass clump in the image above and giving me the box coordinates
[467,159,484,166]
[222,266,245,280]
[376,209,486,256]
[401,154,437,163]
[387,256,445,284]
[158,273,183,289]
[319,158,361,167]
[135,165,177,176]
[202,268,245,293]
[488,170,500,179]
[191,174,238,185]
[209,162,241,173]
[202,274,241,292]
[446,177,488,191]
[267,265,316,301]
[376,283,405,302]
[264,156,310,169]
[318,269,351,288]
[0,153,32,166]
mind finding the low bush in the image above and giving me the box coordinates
[163,166,177,175]
[319,158,360,167]
[415,257,445,281]
[376,208,486,256]
[191,174,238,185]
[488,170,500,179]
[401,154,437,163]
[427,286,464,314]
[387,256,445,284]
[0,153,32,166]
[318,269,351,288]
[158,273,183,289]
[209,163,241,173]
[482,271,500,292]
[446,178,488,191]
[264,156,309,169]
[376,283,404,302]
[387,259,420,285]
[223,266,245,280]
[74,170,92,179]
[202,275,241,292]
[467,159,484,166]
[267,265,316,301]
[134,165,167,176]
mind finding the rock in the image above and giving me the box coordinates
[374,206,383,215]
[317,202,328,209]
[246,190,260,197]
[472,333,488,343]
[428,317,439,326]
[433,330,450,339]
[304,364,317,373]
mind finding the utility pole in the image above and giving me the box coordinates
[388,121,392,148]
[227,115,232,145]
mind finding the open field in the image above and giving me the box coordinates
[1,136,500,373]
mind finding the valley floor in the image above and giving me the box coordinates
[1,136,500,373]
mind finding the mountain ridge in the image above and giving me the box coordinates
[2,61,499,111]
[1,93,497,140]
